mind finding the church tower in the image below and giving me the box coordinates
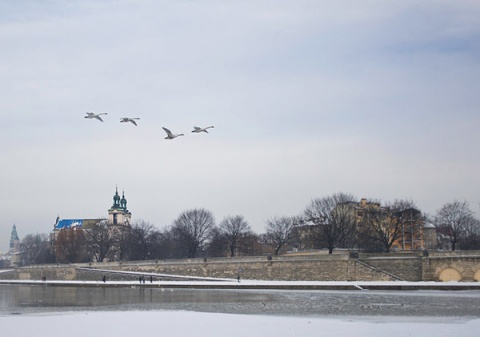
[108,187,132,226]
[9,224,20,254]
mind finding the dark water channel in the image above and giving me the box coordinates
[2,285,480,317]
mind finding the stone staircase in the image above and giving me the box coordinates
[354,259,405,281]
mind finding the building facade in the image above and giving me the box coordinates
[52,188,133,262]
[293,198,431,253]
[54,188,132,232]
[108,188,132,226]
[354,198,425,251]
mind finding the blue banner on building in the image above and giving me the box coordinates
[55,219,84,229]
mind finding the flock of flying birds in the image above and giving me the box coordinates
[84,112,214,139]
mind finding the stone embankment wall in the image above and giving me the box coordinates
[0,254,397,282]
[422,255,480,282]
[2,251,480,282]
[100,257,394,282]
[0,265,77,281]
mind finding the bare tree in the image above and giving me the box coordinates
[265,216,299,255]
[116,225,132,261]
[128,220,162,260]
[461,218,480,250]
[152,227,185,259]
[171,208,216,258]
[218,215,252,257]
[361,199,421,253]
[54,228,88,263]
[434,200,477,251]
[20,233,55,266]
[205,227,228,257]
[84,222,118,262]
[303,193,357,254]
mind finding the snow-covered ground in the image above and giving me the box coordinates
[1,310,479,337]
[2,278,480,289]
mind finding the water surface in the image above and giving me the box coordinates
[2,285,480,317]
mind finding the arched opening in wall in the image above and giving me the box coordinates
[474,270,480,282]
[439,268,462,282]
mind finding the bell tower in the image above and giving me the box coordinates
[9,224,20,254]
[108,187,132,226]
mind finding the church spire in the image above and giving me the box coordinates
[10,224,20,252]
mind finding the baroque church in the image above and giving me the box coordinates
[54,188,132,232]
[108,188,132,226]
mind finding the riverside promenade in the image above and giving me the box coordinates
[2,268,480,291]
[2,250,480,288]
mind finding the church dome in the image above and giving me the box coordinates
[111,187,121,209]
[120,191,127,210]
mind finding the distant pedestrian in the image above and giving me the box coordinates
[139,276,142,284]
[237,275,240,283]
[103,275,106,283]
[150,276,153,283]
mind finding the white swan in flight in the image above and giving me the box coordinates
[162,127,184,139]
[120,117,140,126]
[192,125,214,133]
[85,112,107,122]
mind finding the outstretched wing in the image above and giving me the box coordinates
[162,127,173,137]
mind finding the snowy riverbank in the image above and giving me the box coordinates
[1,310,479,337]
[1,278,480,291]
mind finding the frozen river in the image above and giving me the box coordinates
[2,285,480,337]
[2,284,480,317]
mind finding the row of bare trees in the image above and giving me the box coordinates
[19,233,55,265]
[18,195,480,265]
[264,193,418,255]
[263,193,480,255]
[20,209,261,265]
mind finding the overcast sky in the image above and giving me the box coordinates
[1,0,479,252]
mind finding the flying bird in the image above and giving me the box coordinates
[120,117,140,126]
[192,125,214,133]
[162,127,184,140]
[85,112,108,122]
